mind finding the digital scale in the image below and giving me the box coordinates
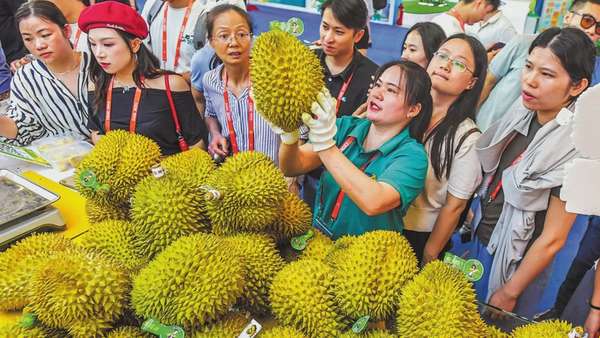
[0,169,65,249]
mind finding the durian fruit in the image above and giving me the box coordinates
[270,259,347,338]
[204,152,287,234]
[76,130,161,204]
[511,320,574,338]
[0,233,74,311]
[131,174,209,258]
[298,229,334,261]
[339,330,396,338]
[77,220,147,273]
[396,261,487,338]
[250,30,324,132]
[486,325,510,338]
[160,148,216,189]
[267,192,312,243]
[27,250,130,338]
[191,312,250,338]
[327,235,357,268]
[131,234,246,330]
[85,198,129,223]
[0,320,47,338]
[107,326,150,338]
[332,231,418,321]
[260,326,307,338]
[222,234,285,313]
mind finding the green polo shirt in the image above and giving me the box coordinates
[313,116,428,240]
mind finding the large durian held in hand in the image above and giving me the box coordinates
[251,30,324,132]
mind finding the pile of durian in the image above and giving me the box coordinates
[0,131,578,338]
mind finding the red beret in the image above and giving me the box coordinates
[78,1,149,39]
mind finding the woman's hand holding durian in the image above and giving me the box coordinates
[302,88,337,152]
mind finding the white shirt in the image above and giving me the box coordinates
[403,119,482,232]
[142,0,207,74]
[466,11,518,50]
[69,23,89,53]
[432,12,464,36]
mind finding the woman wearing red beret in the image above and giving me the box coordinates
[80,1,207,155]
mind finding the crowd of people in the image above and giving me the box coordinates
[0,0,599,334]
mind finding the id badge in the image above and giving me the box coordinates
[314,216,334,237]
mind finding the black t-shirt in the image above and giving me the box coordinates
[88,87,207,156]
[316,49,378,117]
[0,0,26,63]
[476,117,561,246]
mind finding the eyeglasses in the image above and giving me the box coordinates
[433,51,474,73]
[570,11,600,35]
[212,31,252,44]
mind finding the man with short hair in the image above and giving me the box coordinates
[432,0,500,36]
[47,0,90,52]
[476,0,600,132]
[466,6,517,50]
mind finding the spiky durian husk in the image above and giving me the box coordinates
[298,229,334,261]
[27,250,130,338]
[511,320,574,338]
[131,175,209,258]
[0,233,74,311]
[77,220,148,273]
[327,235,356,268]
[270,259,347,338]
[339,330,396,337]
[131,234,246,331]
[0,321,47,338]
[222,234,285,313]
[107,326,150,338]
[75,130,161,204]
[206,152,287,235]
[85,198,130,223]
[396,261,487,337]
[267,192,312,243]
[191,312,250,338]
[260,326,307,338]
[332,230,418,321]
[251,30,324,132]
[487,325,510,338]
[160,148,216,189]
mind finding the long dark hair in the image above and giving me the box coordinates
[371,60,433,142]
[428,34,487,180]
[401,22,446,64]
[528,27,595,102]
[88,30,162,113]
[15,0,69,37]
[206,4,253,69]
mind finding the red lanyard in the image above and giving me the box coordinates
[105,76,143,133]
[72,27,82,48]
[487,150,525,202]
[450,9,466,31]
[329,136,380,220]
[162,0,193,69]
[335,72,355,116]
[223,72,254,154]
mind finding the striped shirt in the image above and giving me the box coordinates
[1,52,90,146]
[203,64,281,164]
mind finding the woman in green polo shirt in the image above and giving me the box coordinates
[275,60,431,239]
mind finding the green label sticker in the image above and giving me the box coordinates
[141,318,185,338]
[268,18,305,36]
[79,169,109,193]
[19,313,37,329]
[291,229,314,251]
[443,252,484,282]
[352,315,370,333]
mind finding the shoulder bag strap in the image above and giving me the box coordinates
[164,74,189,152]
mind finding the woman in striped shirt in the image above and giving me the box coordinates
[203,4,281,164]
[0,0,90,146]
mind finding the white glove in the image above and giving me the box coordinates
[302,88,337,152]
[267,121,300,145]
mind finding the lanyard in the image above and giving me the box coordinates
[162,0,193,69]
[487,149,525,202]
[450,9,466,31]
[329,136,380,221]
[223,72,254,154]
[335,72,355,116]
[105,76,143,133]
[72,27,82,48]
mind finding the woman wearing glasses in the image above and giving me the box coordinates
[403,34,487,265]
[202,4,282,164]
[81,1,206,155]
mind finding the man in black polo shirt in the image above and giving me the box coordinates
[317,0,378,117]
[302,0,378,209]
